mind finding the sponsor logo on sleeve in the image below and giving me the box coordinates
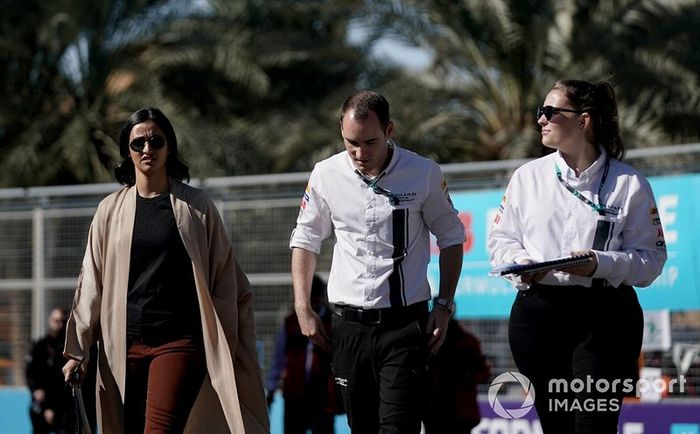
[440,179,454,205]
[300,184,311,210]
[494,195,506,225]
[652,204,666,249]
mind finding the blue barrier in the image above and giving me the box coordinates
[0,388,31,434]
[0,388,349,434]
[3,388,699,433]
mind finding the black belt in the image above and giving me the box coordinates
[330,301,428,325]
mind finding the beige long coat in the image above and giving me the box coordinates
[64,180,270,433]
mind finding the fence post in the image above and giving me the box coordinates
[32,206,45,341]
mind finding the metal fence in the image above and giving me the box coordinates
[2,143,700,397]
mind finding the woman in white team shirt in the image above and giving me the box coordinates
[488,79,667,434]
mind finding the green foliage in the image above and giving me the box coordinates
[0,0,182,186]
[364,0,700,161]
[0,0,372,186]
[2,0,699,186]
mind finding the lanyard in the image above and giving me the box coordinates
[555,158,610,216]
[354,170,400,205]
[355,169,387,187]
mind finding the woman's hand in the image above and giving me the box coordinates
[561,250,598,277]
[517,259,547,285]
[62,358,85,385]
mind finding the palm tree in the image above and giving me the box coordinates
[0,0,409,185]
[136,0,375,176]
[564,0,700,146]
[0,0,198,187]
[363,0,700,162]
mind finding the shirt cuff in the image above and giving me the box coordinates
[435,231,467,250]
[289,229,322,254]
[591,251,612,279]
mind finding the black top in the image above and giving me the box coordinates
[126,193,201,345]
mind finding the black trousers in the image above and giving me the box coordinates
[509,284,643,434]
[330,303,429,434]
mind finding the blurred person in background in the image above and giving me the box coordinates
[26,307,74,434]
[266,274,342,434]
[290,90,465,433]
[488,79,667,433]
[62,107,269,434]
[423,300,491,434]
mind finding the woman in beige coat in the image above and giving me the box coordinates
[62,107,269,433]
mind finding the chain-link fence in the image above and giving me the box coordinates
[2,144,700,398]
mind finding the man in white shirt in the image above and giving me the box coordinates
[289,90,465,433]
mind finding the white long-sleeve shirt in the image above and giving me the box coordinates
[488,149,667,290]
[290,144,465,308]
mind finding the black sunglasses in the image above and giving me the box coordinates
[536,106,583,121]
[129,135,166,153]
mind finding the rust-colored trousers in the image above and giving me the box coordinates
[125,336,206,434]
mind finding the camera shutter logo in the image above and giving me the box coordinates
[488,372,536,419]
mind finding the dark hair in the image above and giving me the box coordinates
[114,107,190,185]
[340,91,391,131]
[553,79,624,160]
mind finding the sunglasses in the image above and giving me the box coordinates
[129,135,166,153]
[536,106,583,121]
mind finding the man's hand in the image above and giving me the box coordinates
[44,408,55,424]
[32,389,45,403]
[426,306,451,354]
[295,306,331,352]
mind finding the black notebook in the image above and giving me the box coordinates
[490,253,594,276]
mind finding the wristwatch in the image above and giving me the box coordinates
[434,297,455,314]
